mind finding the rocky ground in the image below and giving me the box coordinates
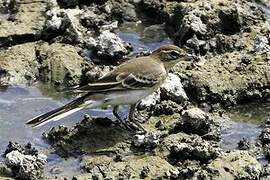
[0,0,270,179]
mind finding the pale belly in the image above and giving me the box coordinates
[102,89,152,106]
[83,89,153,109]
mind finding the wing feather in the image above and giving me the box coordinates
[66,56,166,93]
[121,73,159,89]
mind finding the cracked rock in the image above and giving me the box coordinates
[177,13,207,44]
[87,30,131,61]
[159,133,221,162]
[4,142,47,180]
[170,108,220,141]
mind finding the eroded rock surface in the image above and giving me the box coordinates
[3,142,47,180]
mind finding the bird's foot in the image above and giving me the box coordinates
[126,121,147,134]
[114,120,146,134]
[115,120,134,132]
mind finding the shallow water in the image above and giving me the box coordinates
[0,86,86,178]
[221,102,270,150]
[118,22,173,53]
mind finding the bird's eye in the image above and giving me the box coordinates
[170,51,180,57]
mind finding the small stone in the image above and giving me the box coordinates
[253,35,270,52]
[87,30,131,60]
[260,128,270,144]
[238,138,250,150]
[160,73,188,103]
[4,143,47,180]
[50,166,63,175]
[133,132,160,149]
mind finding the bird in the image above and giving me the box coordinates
[26,45,188,131]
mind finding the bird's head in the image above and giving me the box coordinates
[151,45,188,70]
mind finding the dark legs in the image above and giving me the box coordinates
[112,104,146,133]
[128,104,147,133]
[113,105,132,131]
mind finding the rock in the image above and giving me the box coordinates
[44,116,131,156]
[80,3,120,31]
[60,0,79,8]
[253,35,270,52]
[4,142,38,157]
[109,0,138,22]
[132,131,160,150]
[5,151,47,180]
[80,64,112,84]
[238,138,250,150]
[0,42,38,85]
[158,133,221,163]
[138,0,167,23]
[42,2,120,43]
[79,155,179,179]
[36,42,85,87]
[170,108,220,141]
[177,160,203,180]
[218,6,243,34]
[153,100,183,116]
[160,73,188,103]
[141,24,167,42]
[260,128,270,144]
[262,144,270,160]
[177,13,207,44]
[43,125,71,143]
[259,127,270,160]
[43,8,85,43]
[87,30,131,61]
[206,151,262,180]
[186,34,206,54]
[0,42,84,87]
[0,0,46,47]
[0,162,13,179]
[261,164,270,180]
[174,50,270,106]
[3,142,47,180]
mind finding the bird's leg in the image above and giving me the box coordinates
[112,106,133,131]
[128,103,147,133]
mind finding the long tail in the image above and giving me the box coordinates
[26,93,90,128]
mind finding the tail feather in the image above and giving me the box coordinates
[26,93,90,127]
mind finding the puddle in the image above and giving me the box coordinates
[0,85,119,178]
[117,22,173,53]
[220,102,270,150]
[0,86,84,177]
